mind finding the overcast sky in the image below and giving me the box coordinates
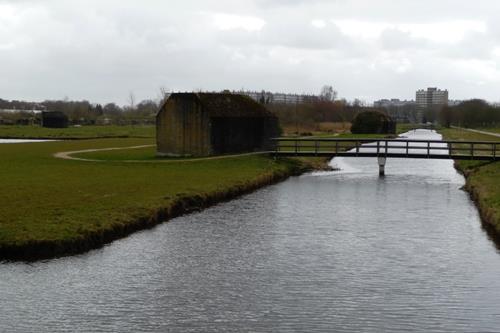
[1,0,500,105]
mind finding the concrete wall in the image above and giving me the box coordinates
[156,97,211,156]
[157,94,280,156]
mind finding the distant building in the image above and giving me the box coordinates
[156,92,280,157]
[239,91,319,105]
[416,88,449,122]
[41,111,68,128]
[448,100,462,107]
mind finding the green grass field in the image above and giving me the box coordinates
[73,145,159,161]
[439,127,497,141]
[0,138,313,260]
[440,127,500,233]
[477,127,500,134]
[0,125,155,139]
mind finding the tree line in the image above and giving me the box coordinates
[267,98,375,135]
[439,99,500,128]
[0,98,161,125]
[15,86,500,131]
[0,86,381,131]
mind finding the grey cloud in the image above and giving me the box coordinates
[441,31,496,60]
[216,18,348,50]
[0,0,500,104]
[379,28,432,50]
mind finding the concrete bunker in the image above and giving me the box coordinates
[156,92,280,156]
[41,111,69,128]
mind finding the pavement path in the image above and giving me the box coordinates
[53,145,268,163]
[451,126,500,139]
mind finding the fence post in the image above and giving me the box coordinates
[406,141,409,157]
[471,143,474,159]
[377,141,380,156]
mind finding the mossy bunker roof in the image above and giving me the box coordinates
[160,93,276,118]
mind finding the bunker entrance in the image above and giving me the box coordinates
[210,117,264,154]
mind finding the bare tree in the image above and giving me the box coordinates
[320,85,338,102]
[158,86,171,104]
[352,98,364,107]
[128,91,136,111]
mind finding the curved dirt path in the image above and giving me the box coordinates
[53,145,269,163]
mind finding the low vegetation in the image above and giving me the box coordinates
[350,110,395,134]
[0,138,322,260]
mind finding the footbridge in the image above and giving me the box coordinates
[272,137,500,175]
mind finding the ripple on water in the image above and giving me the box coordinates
[2,130,500,332]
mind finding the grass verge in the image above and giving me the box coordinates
[0,125,155,139]
[0,138,325,261]
[440,127,500,234]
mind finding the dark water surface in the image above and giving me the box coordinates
[2,130,500,332]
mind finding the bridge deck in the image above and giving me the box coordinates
[272,138,500,161]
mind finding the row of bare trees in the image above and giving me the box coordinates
[0,88,172,125]
[439,99,500,128]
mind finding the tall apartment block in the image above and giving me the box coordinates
[416,88,449,123]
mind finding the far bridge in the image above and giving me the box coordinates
[272,137,500,176]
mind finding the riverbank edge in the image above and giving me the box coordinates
[453,161,500,236]
[0,157,330,262]
[441,126,500,236]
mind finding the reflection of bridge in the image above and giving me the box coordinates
[272,138,500,175]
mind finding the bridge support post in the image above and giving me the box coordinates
[378,156,386,177]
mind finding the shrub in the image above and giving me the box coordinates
[351,111,395,134]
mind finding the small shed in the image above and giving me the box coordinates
[156,93,280,156]
[41,111,69,128]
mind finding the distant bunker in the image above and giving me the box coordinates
[351,110,396,134]
[156,93,280,157]
[41,111,69,128]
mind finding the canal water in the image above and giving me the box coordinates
[2,129,500,332]
[0,139,54,143]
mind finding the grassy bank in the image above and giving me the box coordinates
[440,127,500,234]
[0,125,155,139]
[0,139,322,261]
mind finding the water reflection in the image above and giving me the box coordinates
[0,139,55,143]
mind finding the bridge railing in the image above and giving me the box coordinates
[271,137,500,160]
